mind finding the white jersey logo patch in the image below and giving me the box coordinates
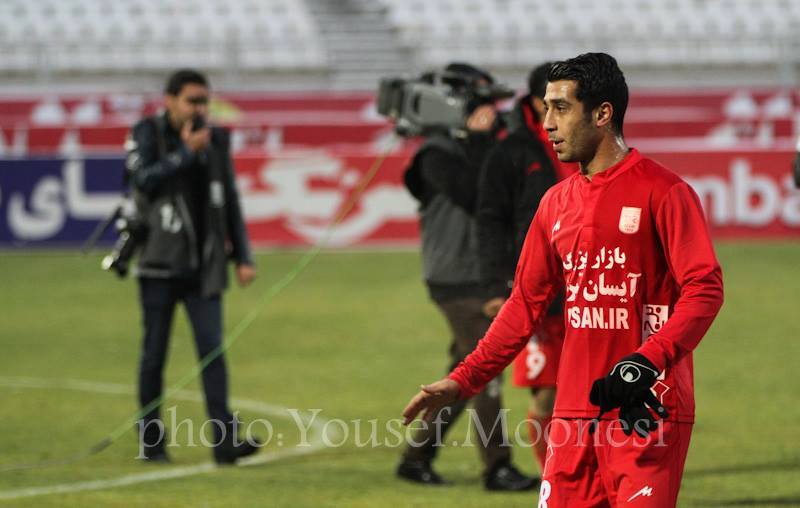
[642,304,669,341]
[619,206,641,234]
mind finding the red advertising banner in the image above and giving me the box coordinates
[650,151,800,238]
[235,149,800,247]
[235,152,418,247]
[0,150,797,248]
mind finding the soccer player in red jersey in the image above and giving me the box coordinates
[402,53,724,507]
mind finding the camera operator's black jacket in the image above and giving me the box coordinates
[126,113,253,296]
[477,99,559,300]
[794,151,800,188]
[404,131,495,302]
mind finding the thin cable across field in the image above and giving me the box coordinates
[0,137,399,473]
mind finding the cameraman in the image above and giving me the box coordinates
[397,63,536,491]
[126,69,258,464]
[794,135,800,188]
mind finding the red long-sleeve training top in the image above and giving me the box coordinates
[450,149,724,422]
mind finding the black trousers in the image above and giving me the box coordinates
[403,297,511,472]
[137,277,233,425]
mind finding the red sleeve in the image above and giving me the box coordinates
[449,203,563,398]
[637,182,724,371]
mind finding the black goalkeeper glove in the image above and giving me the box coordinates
[588,353,668,435]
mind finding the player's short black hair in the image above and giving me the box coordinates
[164,69,209,96]
[527,62,552,100]
[547,53,628,134]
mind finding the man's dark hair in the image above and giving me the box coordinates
[444,62,494,85]
[443,62,498,114]
[527,62,552,100]
[547,53,628,134]
[164,69,209,96]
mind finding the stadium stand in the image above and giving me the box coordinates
[380,0,800,85]
[1,0,799,91]
[0,0,326,73]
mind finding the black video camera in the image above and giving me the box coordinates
[377,68,515,137]
[100,198,147,278]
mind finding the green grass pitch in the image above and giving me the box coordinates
[0,242,798,507]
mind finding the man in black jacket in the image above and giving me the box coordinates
[477,63,567,475]
[397,63,536,491]
[794,137,800,188]
[126,69,258,464]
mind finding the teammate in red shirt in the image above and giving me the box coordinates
[402,53,724,507]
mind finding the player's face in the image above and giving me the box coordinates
[165,83,209,128]
[542,80,600,163]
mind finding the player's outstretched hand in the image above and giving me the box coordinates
[401,378,460,425]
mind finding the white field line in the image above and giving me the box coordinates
[0,376,336,501]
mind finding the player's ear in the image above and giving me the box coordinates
[595,101,614,128]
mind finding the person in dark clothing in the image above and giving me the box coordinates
[477,62,571,475]
[396,63,537,492]
[126,69,258,464]
[793,137,800,188]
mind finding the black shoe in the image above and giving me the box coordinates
[213,439,261,465]
[484,462,539,491]
[213,436,262,465]
[396,459,449,485]
[211,419,262,465]
[137,419,170,463]
[141,449,171,463]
